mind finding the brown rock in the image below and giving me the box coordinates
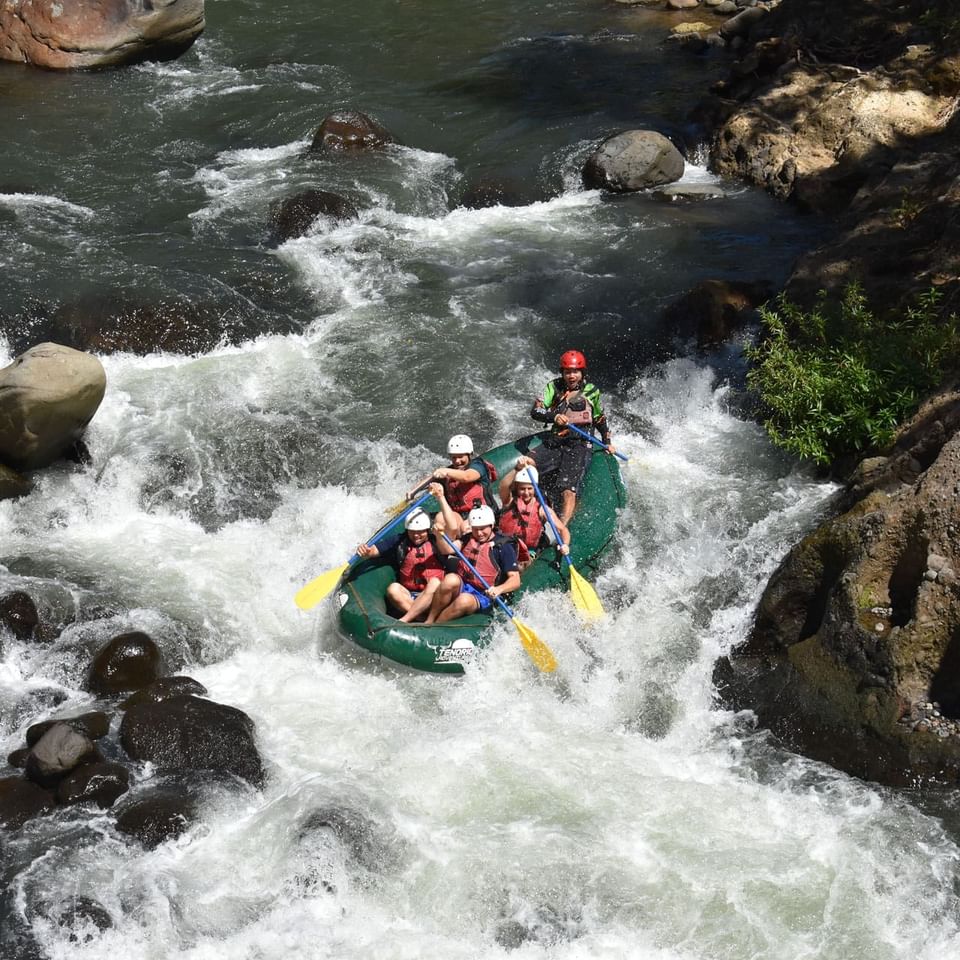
[269,190,359,244]
[0,463,32,500]
[0,776,56,828]
[121,675,208,709]
[115,786,197,848]
[0,591,39,641]
[120,695,263,786]
[88,631,166,696]
[661,279,771,347]
[0,0,205,70]
[309,111,395,152]
[56,761,130,808]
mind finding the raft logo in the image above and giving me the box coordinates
[435,638,476,664]
[337,593,349,610]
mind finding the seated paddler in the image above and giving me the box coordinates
[497,464,570,569]
[356,502,446,623]
[405,433,499,533]
[424,503,521,625]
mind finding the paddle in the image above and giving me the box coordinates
[565,423,630,462]
[295,492,433,611]
[528,479,604,620]
[440,533,557,673]
[384,480,431,517]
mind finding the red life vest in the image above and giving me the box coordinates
[498,498,544,550]
[444,475,486,515]
[460,536,503,589]
[443,458,498,516]
[396,536,445,591]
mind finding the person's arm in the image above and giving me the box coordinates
[531,380,558,425]
[499,467,517,505]
[432,466,480,483]
[431,482,461,543]
[487,542,521,598]
[590,387,616,454]
[543,507,570,555]
[357,532,400,561]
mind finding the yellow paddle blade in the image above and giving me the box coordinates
[569,563,605,620]
[512,617,557,673]
[384,498,409,517]
[294,562,350,611]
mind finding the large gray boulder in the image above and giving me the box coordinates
[0,343,105,471]
[583,131,685,192]
[0,0,205,70]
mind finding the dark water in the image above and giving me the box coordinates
[6,4,955,960]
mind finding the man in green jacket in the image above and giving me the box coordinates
[518,349,616,524]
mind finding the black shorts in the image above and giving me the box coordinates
[532,439,591,496]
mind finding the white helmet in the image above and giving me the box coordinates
[468,505,495,528]
[404,509,431,532]
[447,434,474,455]
[514,466,539,486]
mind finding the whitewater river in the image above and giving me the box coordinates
[2,0,960,957]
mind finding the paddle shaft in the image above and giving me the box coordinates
[440,533,517,619]
[565,423,629,462]
[528,479,571,570]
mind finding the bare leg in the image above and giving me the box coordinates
[436,592,480,623]
[560,489,577,525]
[425,573,463,624]
[398,579,441,622]
[385,583,414,616]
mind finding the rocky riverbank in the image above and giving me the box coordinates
[696,0,960,785]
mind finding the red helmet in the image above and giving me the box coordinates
[559,350,587,371]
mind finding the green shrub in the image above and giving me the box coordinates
[746,283,960,465]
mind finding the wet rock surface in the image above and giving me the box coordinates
[698,0,960,311]
[88,631,167,696]
[115,785,198,848]
[716,382,960,784]
[583,130,685,192]
[309,110,396,152]
[269,189,359,243]
[120,695,264,786]
[0,0,205,70]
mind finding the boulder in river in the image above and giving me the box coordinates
[88,631,167,696]
[309,110,395,152]
[269,189,359,243]
[0,776,56,828]
[583,130,685,192]
[0,0,205,70]
[26,711,110,747]
[120,694,264,786]
[115,784,197,848]
[0,591,40,642]
[121,675,208,709]
[56,760,130,808]
[24,723,99,788]
[0,343,106,471]
[661,278,771,348]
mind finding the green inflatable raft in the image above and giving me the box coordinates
[335,433,626,674]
